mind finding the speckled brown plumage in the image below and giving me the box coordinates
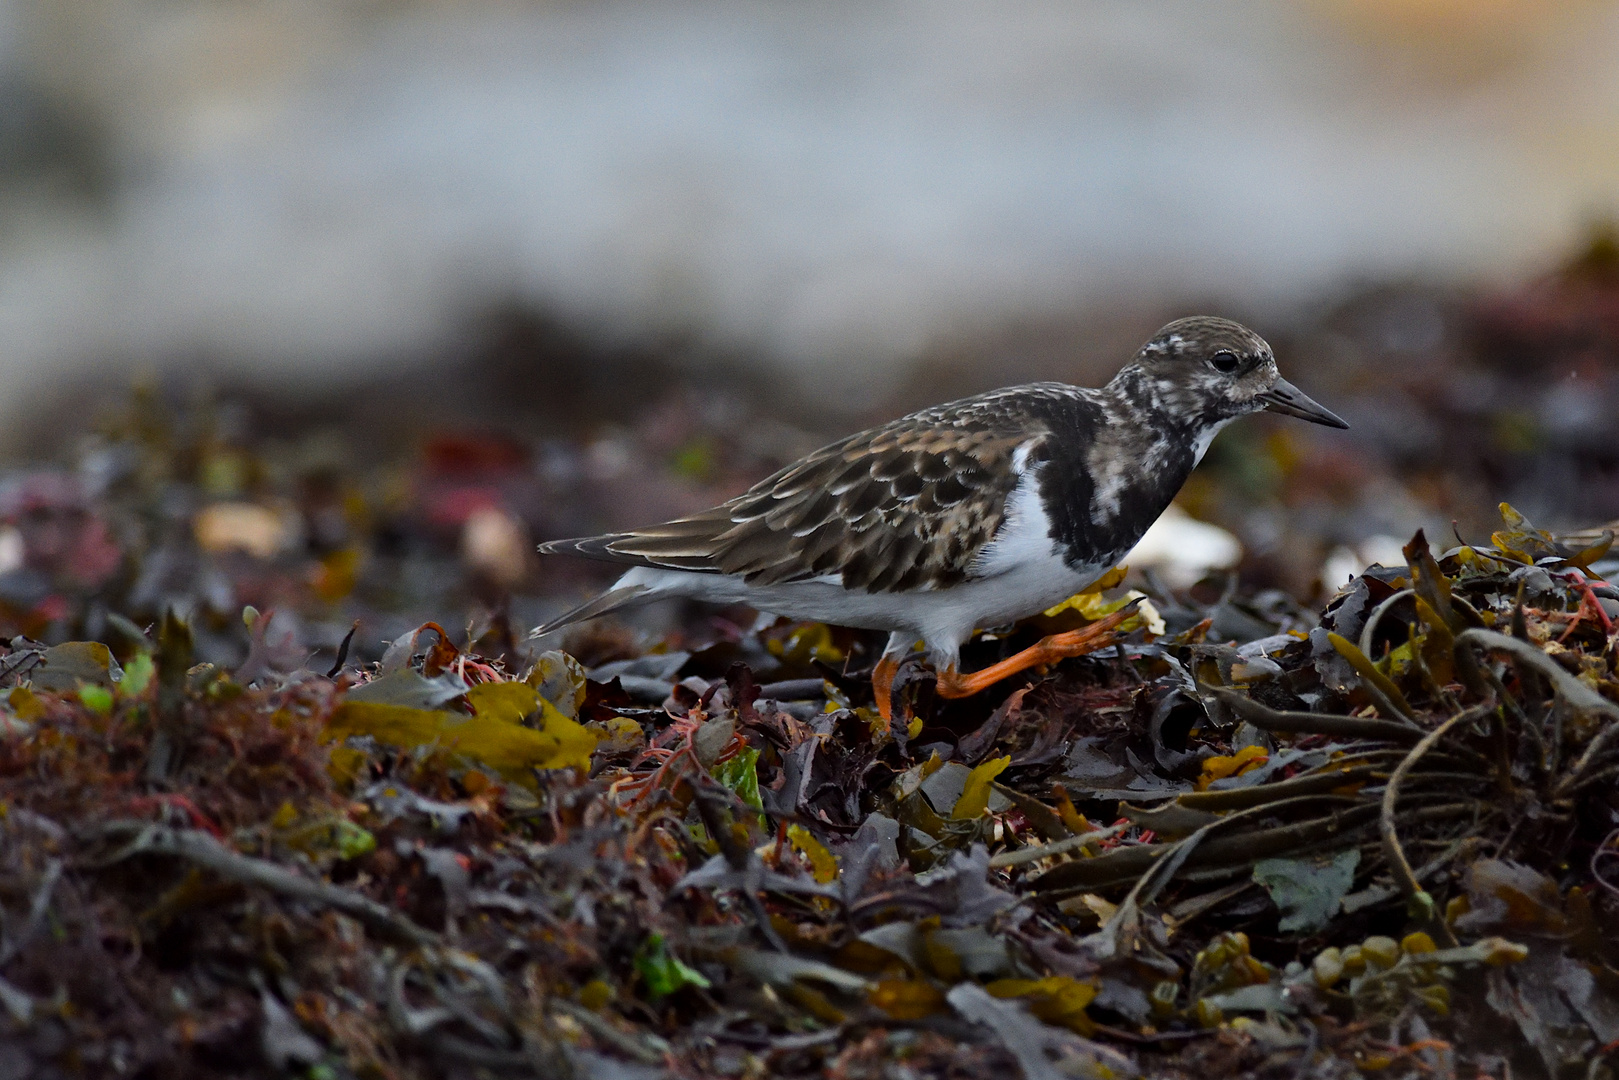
[544,387,1081,593]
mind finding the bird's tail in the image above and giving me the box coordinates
[528,584,653,640]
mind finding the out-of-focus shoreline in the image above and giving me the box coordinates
[3,0,1618,432]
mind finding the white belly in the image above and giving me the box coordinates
[615,555,1100,666]
[612,467,1106,666]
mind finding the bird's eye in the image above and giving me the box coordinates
[1209,352,1241,374]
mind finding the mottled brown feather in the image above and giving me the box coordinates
[593,406,1045,593]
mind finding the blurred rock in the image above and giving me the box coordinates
[1320,535,1409,594]
[461,505,529,589]
[1125,505,1241,589]
[194,502,293,560]
[4,1,1619,431]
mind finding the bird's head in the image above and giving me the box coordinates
[1111,316,1348,431]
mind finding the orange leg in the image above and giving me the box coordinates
[872,654,900,724]
[934,606,1136,699]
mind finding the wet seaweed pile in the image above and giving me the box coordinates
[7,244,1619,1078]
[3,503,1618,1079]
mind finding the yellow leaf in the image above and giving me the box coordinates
[1083,565,1128,594]
[7,686,45,722]
[868,978,947,1020]
[313,547,363,603]
[786,983,848,1024]
[270,800,299,829]
[906,715,923,740]
[921,930,962,980]
[1043,589,1127,620]
[526,650,587,717]
[464,681,539,725]
[1057,892,1119,924]
[326,697,598,785]
[1196,745,1268,791]
[786,825,839,884]
[1052,784,1090,836]
[327,745,368,788]
[862,707,887,741]
[895,751,946,801]
[1081,592,1130,619]
[31,641,118,692]
[765,623,845,666]
[1481,937,1529,966]
[578,980,612,1011]
[1042,584,1163,635]
[194,502,289,558]
[951,755,1010,819]
[986,976,1098,1034]
[589,715,646,754]
[1327,632,1416,717]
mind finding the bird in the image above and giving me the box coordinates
[533,316,1347,719]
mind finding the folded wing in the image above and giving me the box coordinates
[541,414,1043,594]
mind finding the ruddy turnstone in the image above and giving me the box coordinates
[534,317,1347,716]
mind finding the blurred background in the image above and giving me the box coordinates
[3,0,1619,665]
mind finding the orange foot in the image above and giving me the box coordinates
[872,654,900,725]
[934,605,1137,699]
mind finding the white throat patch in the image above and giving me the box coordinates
[1191,417,1236,468]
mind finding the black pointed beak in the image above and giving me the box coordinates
[1258,378,1349,429]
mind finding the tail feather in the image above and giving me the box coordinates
[537,532,719,572]
[537,534,635,560]
[528,584,653,639]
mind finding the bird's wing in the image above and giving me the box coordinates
[541,414,1046,594]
